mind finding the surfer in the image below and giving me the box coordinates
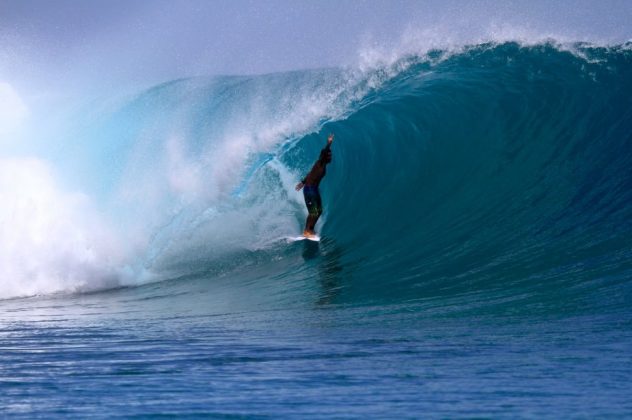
[295,133,334,238]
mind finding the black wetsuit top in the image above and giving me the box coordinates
[302,143,332,187]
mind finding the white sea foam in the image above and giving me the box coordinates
[0,157,130,299]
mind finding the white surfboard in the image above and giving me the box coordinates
[288,235,321,242]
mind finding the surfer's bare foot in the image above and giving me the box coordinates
[303,230,315,237]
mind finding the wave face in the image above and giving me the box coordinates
[3,42,632,313]
[314,42,632,312]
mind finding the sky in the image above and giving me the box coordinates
[0,0,631,115]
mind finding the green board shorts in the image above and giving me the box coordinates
[303,185,322,216]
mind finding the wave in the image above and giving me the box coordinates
[320,42,632,310]
[2,41,632,311]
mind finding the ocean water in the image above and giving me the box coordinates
[1,42,632,417]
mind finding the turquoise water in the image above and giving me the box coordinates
[1,42,632,416]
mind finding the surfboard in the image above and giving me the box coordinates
[288,235,321,242]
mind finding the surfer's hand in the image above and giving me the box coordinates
[295,182,304,191]
[328,133,334,145]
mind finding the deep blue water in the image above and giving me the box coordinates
[1,42,632,417]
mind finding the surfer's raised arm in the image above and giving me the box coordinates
[322,133,333,153]
[295,134,334,191]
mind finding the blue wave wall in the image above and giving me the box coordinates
[283,43,632,310]
[7,42,631,311]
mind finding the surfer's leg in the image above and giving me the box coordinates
[306,191,323,232]
[305,215,317,234]
[303,187,322,235]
